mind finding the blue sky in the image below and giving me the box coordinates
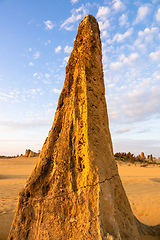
[0,0,160,157]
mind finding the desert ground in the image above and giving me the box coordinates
[0,157,38,240]
[0,157,160,240]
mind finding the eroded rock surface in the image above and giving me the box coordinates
[8,15,141,240]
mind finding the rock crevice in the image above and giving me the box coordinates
[17,173,120,205]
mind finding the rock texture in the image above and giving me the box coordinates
[8,15,159,240]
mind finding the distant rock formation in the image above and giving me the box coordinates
[147,154,153,162]
[8,15,160,240]
[24,149,30,157]
[140,152,145,159]
[24,149,39,157]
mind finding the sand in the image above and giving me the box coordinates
[0,157,38,240]
[117,162,160,226]
[0,157,160,240]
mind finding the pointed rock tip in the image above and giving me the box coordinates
[65,14,101,74]
[81,14,98,24]
[79,14,99,31]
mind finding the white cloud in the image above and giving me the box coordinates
[152,70,160,80]
[0,89,20,102]
[113,27,133,42]
[0,119,51,130]
[119,13,128,27]
[115,126,134,134]
[60,56,70,68]
[110,52,139,70]
[133,5,150,25]
[33,73,37,77]
[51,88,61,94]
[126,53,139,62]
[138,27,158,42]
[98,20,110,31]
[29,62,34,66]
[29,48,32,52]
[134,27,159,51]
[96,6,110,31]
[156,8,160,21]
[134,39,146,51]
[105,72,160,133]
[33,52,40,59]
[138,27,158,38]
[71,0,78,4]
[63,56,69,63]
[110,61,123,70]
[61,14,81,31]
[112,0,126,12]
[120,81,160,122]
[101,31,108,38]
[64,45,72,53]
[44,20,55,30]
[55,46,61,53]
[96,6,110,19]
[61,4,90,31]
[23,88,44,99]
[149,49,160,61]
[45,73,50,78]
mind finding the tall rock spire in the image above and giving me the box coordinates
[8,15,140,240]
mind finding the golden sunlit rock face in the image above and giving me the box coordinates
[8,15,140,240]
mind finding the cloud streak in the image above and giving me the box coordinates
[0,119,51,130]
[119,13,128,27]
[156,8,160,21]
[71,0,79,4]
[133,5,151,25]
[64,45,73,53]
[110,52,139,70]
[29,62,34,66]
[112,0,126,12]
[113,27,133,42]
[55,46,61,53]
[51,88,61,94]
[0,89,20,102]
[61,4,90,31]
[33,52,40,59]
[44,20,55,30]
[149,49,160,61]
